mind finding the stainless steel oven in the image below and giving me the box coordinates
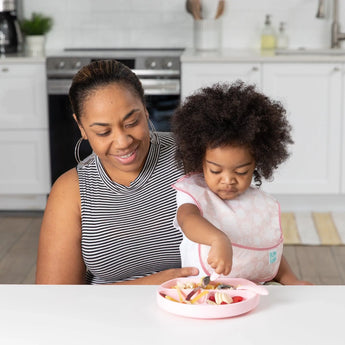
[47,48,182,184]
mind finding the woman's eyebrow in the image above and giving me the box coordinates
[89,109,140,127]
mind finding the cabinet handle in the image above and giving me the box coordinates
[1,67,9,72]
[333,66,340,72]
[252,66,259,72]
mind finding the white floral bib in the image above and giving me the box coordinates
[173,173,283,283]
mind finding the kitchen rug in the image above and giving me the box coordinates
[281,212,345,245]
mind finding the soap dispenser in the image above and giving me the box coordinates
[261,14,276,51]
[277,22,289,49]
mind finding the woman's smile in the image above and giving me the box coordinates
[111,146,138,165]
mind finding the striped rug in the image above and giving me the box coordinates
[281,212,345,245]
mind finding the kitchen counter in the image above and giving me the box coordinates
[181,48,345,63]
[0,284,344,344]
[0,52,45,63]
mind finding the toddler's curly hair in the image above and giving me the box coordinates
[171,81,293,186]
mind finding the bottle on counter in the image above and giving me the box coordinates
[277,22,289,49]
[260,14,276,52]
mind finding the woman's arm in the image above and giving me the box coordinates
[112,267,200,285]
[274,255,312,285]
[177,203,232,275]
[36,169,86,284]
[36,169,199,285]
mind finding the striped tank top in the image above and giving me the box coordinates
[77,132,184,284]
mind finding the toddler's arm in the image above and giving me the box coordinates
[177,203,233,275]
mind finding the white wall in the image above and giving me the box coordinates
[22,0,344,52]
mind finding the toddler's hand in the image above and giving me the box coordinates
[207,236,233,276]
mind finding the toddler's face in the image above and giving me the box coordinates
[202,145,255,200]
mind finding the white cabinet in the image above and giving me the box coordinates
[0,64,48,129]
[261,63,342,194]
[0,130,50,193]
[181,60,344,196]
[181,62,261,99]
[0,61,50,210]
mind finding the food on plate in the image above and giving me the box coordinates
[174,276,235,290]
[160,277,246,305]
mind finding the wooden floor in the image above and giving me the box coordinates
[0,212,345,284]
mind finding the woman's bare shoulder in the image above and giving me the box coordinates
[50,168,80,200]
[44,168,81,221]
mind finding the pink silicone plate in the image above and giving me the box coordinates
[157,277,267,319]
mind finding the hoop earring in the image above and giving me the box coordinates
[74,137,83,164]
[148,118,157,133]
[148,118,160,145]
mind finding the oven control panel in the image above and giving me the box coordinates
[47,49,182,78]
[47,57,92,77]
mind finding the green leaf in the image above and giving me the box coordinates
[20,12,53,35]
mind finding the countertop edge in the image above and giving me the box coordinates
[0,55,46,63]
[181,48,345,63]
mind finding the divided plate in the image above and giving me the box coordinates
[157,277,267,319]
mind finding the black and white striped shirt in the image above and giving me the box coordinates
[77,132,184,284]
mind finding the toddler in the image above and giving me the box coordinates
[171,81,310,285]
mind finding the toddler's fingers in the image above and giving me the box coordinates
[223,265,232,276]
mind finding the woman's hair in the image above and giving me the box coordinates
[69,59,145,122]
[171,81,293,185]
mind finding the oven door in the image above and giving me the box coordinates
[47,78,180,184]
[135,77,180,132]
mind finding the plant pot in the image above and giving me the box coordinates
[25,35,45,57]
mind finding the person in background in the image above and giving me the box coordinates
[35,59,198,284]
[171,81,312,285]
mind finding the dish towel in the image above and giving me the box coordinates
[281,212,345,245]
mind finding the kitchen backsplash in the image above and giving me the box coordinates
[22,0,344,52]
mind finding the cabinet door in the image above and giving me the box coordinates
[181,62,261,99]
[262,63,342,194]
[0,130,51,194]
[0,63,48,129]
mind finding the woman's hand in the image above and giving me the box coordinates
[114,267,199,285]
[207,235,233,275]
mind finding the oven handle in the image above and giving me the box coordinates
[140,78,180,95]
[47,69,180,79]
[133,69,180,77]
[47,79,72,95]
[48,78,180,96]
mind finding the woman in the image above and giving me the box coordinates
[36,59,198,284]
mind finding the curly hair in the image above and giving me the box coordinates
[171,81,293,186]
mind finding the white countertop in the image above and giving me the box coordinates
[181,48,345,63]
[0,52,45,63]
[0,284,344,344]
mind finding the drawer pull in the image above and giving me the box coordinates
[1,67,9,72]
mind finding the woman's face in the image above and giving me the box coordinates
[75,83,150,185]
[202,145,256,200]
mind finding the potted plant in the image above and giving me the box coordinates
[20,12,53,56]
